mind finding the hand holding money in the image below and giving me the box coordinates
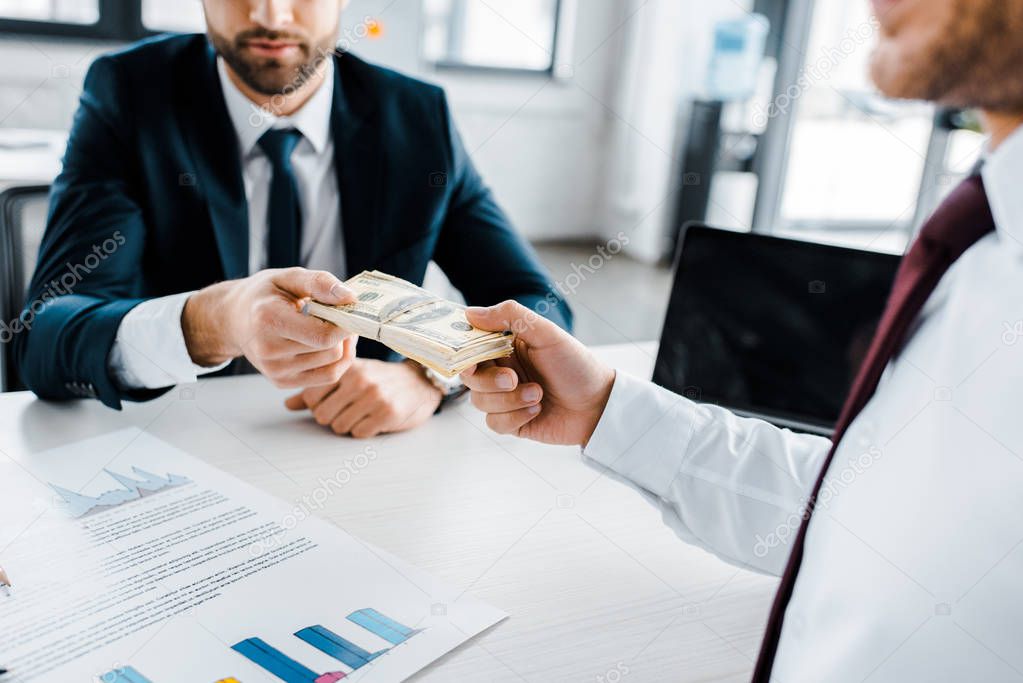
[461,300,616,447]
[183,268,358,389]
[304,271,515,377]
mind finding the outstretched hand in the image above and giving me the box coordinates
[183,267,358,389]
[460,300,615,447]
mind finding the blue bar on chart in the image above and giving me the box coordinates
[295,625,387,670]
[99,666,153,683]
[232,637,346,683]
[346,609,417,646]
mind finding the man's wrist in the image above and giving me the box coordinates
[182,283,238,367]
[582,368,617,449]
[404,361,450,404]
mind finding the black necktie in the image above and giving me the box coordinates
[258,128,304,268]
[752,174,996,681]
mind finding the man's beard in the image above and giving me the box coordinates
[870,0,1023,112]
[209,26,336,97]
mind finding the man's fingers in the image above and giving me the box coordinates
[262,332,357,361]
[272,267,355,305]
[284,385,333,412]
[300,383,338,410]
[253,296,347,350]
[460,359,494,379]
[265,344,345,378]
[341,335,358,362]
[331,398,375,436]
[259,337,317,360]
[311,380,358,426]
[485,404,542,435]
[284,392,306,411]
[274,354,354,389]
[461,365,519,393]
[471,383,542,413]
[279,314,349,350]
[280,337,360,402]
[464,300,565,347]
[351,412,387,439]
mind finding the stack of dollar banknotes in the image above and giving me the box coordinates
[304,271,515,377]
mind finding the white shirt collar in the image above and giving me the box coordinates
[217,57,334,157]
[981,123,1023,251]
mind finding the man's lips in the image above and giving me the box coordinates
[242,39,303,58]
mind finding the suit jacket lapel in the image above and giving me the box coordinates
[331,54,382,277]
[178,39,250,280]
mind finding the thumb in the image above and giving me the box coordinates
[273,268,355,305]
[465,300,566,347]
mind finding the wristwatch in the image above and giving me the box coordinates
[408,361,469,409]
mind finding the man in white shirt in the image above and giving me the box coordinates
[14,0,571,437]
[461,0,1023,679]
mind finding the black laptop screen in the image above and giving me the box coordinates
[653,225,900,433]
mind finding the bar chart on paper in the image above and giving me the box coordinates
[99,666,156,683]
[0,431,505,683]
[232,609,421,683]
[99,666,242,683]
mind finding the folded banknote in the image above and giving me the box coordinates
[304,271,514,377]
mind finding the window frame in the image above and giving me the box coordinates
[422,0,570,78]
[0,0,170,42]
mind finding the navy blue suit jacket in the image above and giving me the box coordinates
[14,34,571,409]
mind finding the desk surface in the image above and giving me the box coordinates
[0,128,64,184]
[0,343,774,682]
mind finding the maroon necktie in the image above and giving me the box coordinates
[751,174,996,681]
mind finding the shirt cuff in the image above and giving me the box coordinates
[582,371,706,499]
[108,292,232,390]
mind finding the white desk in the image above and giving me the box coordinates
[0,343,776,682]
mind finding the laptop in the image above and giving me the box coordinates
[653,224,901,436]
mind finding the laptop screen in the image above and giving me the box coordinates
[653,225,900,434]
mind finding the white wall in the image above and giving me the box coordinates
[0,0,740,248]
[422,3,623,244]
[354,0,750,251]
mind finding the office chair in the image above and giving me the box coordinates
[0,185,50,392]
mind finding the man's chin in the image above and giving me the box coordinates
[234,62,304,96]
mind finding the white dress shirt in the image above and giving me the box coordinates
[584,126,1023,681]
[108,58,344,389]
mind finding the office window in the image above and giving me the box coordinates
[0,0,98,24]
[142,0,205,34]
[422,0,561,73]
[0,0,203,39]
[774,0,940,248]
